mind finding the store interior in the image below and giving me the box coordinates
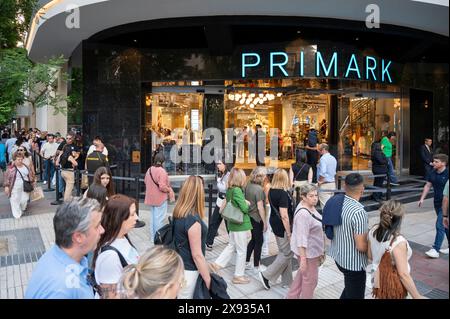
[144,80,401,174]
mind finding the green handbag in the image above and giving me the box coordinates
[221,201,244,224]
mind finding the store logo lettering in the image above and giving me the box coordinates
[241,51,393,83]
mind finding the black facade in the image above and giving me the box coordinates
[81,17,449,177]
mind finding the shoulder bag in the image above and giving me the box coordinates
[220,190,244,224]
[15,165,34,193]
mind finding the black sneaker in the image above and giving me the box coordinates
[258,272,270,290]
[206,244,213,251]
[135,220,146,228]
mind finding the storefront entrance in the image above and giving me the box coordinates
[142,80,403,176]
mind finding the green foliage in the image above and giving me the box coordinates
[67,67,83,125]
[0,0,37,49]
[0,48,69,124]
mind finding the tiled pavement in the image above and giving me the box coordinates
[0,176,448,299]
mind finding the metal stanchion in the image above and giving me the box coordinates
[122,162,126,194]
[386,173,392,200]
[51,167,63,205]
[135,176,140,215]
[38,153,43,182]
[337,176,342,190]
[75,169,81,197]
[208,183,213,225]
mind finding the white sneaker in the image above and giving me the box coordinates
[245,262,253,270]
[439,248,449,254]
[43,181,47,184]
[425,248,440,258]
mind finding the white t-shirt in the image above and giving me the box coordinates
[95,238,139,285]
[40,142,59,159]
[87,145,108,157]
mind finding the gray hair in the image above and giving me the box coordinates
[53,197,101,248]
[249,166,267,186]
[319,143,329,152]
[299,183,319,198]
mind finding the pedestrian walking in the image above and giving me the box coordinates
[144,153,175,241]
[93,194,140,299]
[245,166,268,273]
[371,142,388,202]
[419,154,449,258]
[420,138,434,179]
[287,183,325,299]
[317,143,337,208]
[206,159,230,250]
[258,168,294,290]
[56,132,81,201]
[172,176,211,299]
[289,149,313,189]
[381,132,399,185]
[210,168,253,285]
[305,128,319,183]
[25,198,104,299]
[328,173,369,299]
[119,246,185,299]
[40,133,58,185]
[368,200,424,299]
[3,152,36,219]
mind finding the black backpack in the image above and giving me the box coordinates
[154,217,187,251]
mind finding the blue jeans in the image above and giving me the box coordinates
[433,207,449,251]
[44,159,55,183]
[58,170,65,194]
[149,200,168,242]
[386,157,398,183]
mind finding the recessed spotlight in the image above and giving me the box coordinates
[133,39,138,43]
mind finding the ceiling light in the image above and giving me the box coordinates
[258,99,264,104]
[228,94,235,101]
[277,92,283,97]
[250,104,255,108]
[262,97,268,102]
[239,98,245,104]
[254,97,260,104]
[249,93,255,98]
[242,93,247,98]
[235,94,241,100]
[259,93,264,98]
[246,99,251,105]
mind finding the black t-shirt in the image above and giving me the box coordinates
[86,151,109,173]
[427,168,449,208]
[173,214,207,271]
[268,189,294,238]
[58,142,80,169]
[292,162,310,182]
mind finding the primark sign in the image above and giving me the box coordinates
[241,50,394,83]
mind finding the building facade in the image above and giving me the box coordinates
[26,0,449,177]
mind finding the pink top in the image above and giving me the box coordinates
[290,205,325,259]
[144,166,172,206]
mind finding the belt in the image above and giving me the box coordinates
[321,181,335,184]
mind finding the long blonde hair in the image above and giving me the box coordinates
[271,168,290,190]
[228,168,247,189]
[172,176,205,219]
[120,246,184,299]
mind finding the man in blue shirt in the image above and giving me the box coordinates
[317,143,337,208]
[25,198,104,299]
[419,154,449,259]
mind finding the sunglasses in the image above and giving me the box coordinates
[17,149,25,151]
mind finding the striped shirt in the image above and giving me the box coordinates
[328,195,369,271]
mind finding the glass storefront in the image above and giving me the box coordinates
[143,79,403,175]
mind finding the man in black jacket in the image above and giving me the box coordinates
[420,138,434,179]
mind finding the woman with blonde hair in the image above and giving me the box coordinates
[120,246,185,299]
[287,183,324,299]
[210,168,253,284]
[368,200,424,299]
[172,176,211,298]
[245,166,268,273]
[258,168,294,290]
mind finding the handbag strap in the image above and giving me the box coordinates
[14,165,29,182]
[295,207,322,223]
[148,167,160,188]
[293,163,307,182]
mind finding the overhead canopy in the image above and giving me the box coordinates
[27,0,449,62]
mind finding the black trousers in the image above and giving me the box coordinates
[206,205,228,246]
[246,218,264,267]
[336,262,366,299]
[306,150,318,183]
[372,175,385,200]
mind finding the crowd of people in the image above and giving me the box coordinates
[1,127,448,299]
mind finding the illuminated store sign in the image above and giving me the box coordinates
[241,51,393,83]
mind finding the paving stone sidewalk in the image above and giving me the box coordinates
[0,177,448,299]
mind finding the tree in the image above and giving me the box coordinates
[67,67,83,125]
[0,48,69,124]
[0,0,37,49]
